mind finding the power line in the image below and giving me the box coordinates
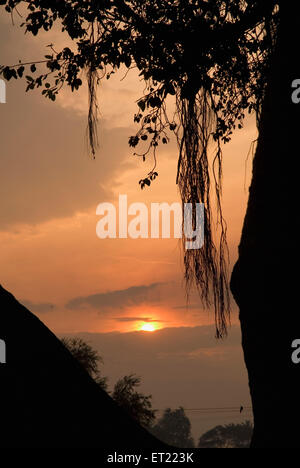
[154,406,252,413]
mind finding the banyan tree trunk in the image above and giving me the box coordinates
[230,4,300,448]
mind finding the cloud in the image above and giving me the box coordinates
[65,282,164,311]
[113,316,165,323]
[21,300,55,313]
[69,324,244,364]
[0,19,135,230]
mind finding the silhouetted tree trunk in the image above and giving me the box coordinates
[230,3,300,447]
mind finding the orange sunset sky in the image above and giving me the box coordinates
[0,8,255,437]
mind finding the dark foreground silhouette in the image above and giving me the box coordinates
[0,285,167,448]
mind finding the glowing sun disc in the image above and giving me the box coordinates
[140,323,156,332]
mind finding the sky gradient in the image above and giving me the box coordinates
[0,9,257,440]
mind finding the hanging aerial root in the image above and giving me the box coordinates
[86,65,99,158]
[176,90,230,338]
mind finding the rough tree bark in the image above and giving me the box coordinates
[230,3,300,447]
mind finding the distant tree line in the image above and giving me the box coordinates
[61,337,155,427]
[62,337,253,448]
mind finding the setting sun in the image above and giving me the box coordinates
[140,323,156,332]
